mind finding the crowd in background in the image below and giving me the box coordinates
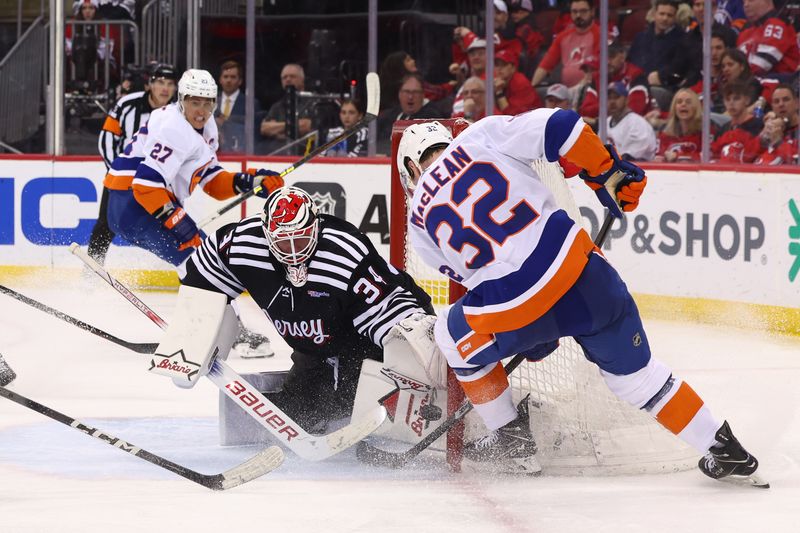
[67,0,800,165]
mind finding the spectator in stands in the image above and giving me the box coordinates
[651,0,737,91]
[606,81,657,161]
[259,63,314,154]
[737,0,799,78]
[66,0,116,90]
[450,39,488,118]
[575,43,650,123]
[720,48,762,105]
[544,83,571,110]
[752,83,799,165]
[452,76,488,122]
[689,32,730,113]
[711,80,763,162]
[628,1,683,90]
[494,49,541,115]
[655,88,705,162]
[507,0,546,78]
[215,60,261,153]
[531,0,602,88]
[716,0,747,31]
[452,1,524,74]
[322,98,368,158]
[376,73,441,154]
[380,51,455,112]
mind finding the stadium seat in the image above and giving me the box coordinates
[618,8,649,45]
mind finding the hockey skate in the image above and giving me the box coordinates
[698,421,769,488]
[233,330,275,359]
[462,394,542,475]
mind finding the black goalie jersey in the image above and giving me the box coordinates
[180,214,434,362]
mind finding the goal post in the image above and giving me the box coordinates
[389,118,697,475]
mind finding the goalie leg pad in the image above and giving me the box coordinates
[150,286,239,388]
[352,359,449,446]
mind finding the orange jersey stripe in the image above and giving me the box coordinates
[103,172,133,190]
[564,124,613,177]
[102,116,123,136]
[458,363,509,405]
[132,183,176,215]
[464,229,596,333]
[656,382,704,435]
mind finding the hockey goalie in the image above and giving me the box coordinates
[152,186,459,463]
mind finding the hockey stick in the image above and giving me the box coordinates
[70,244,387,461]
[357,212,616,468]
[0,284,158,354]
[69,244,168,329]
[0,353,283,490]
[196,72,381,229]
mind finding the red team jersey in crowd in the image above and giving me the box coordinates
[656,132,704,162]
[737,12,799,75]
[711,117,763,163]
[539,23,602,87]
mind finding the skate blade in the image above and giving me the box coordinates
[717,472,770,489]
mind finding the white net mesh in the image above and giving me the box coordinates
[398,155,696,475]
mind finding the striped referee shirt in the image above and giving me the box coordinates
[180,214,433,361]
[98,90,155,169]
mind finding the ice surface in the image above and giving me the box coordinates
[0,281,798,533]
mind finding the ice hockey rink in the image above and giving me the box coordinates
[0,280,798,533]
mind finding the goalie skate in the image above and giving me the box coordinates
[233,330,275,359]
[698,421,769,489]
[462,394,542,475]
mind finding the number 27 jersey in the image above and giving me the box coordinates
[406,109,600,335]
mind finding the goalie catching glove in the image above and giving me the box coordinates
[233,168,284,199]
[580,144,647,218]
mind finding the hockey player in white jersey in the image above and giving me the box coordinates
[396,112,766,486]
[103,69,284,266]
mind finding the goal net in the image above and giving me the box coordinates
[389,118,697,475]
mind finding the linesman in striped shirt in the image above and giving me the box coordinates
[88,62,178,263]
[179,186,435,431]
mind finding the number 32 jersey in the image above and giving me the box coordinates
[407,109,612,335]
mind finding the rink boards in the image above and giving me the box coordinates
[0,155,798,334]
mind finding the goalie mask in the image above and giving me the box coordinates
[262,187,320,269]
[396,121,453,197]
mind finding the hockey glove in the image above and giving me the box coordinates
[160,206,201,251]
[580,144,647,218]
[233,168,284,198]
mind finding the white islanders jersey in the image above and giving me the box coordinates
[407,109,602,334]
[112,103,221,206]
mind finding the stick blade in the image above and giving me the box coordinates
[365,72,380,117]
[216,445,284,490]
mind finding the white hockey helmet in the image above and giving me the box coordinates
[261,187,320,265]
[177,69,217,113]
[396,121,453,197]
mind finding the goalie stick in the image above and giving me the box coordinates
[0,353,283,490]
[0,284,157,354]
[70,244,387,461]
[196,72,381,229]
[357,212,616,469]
